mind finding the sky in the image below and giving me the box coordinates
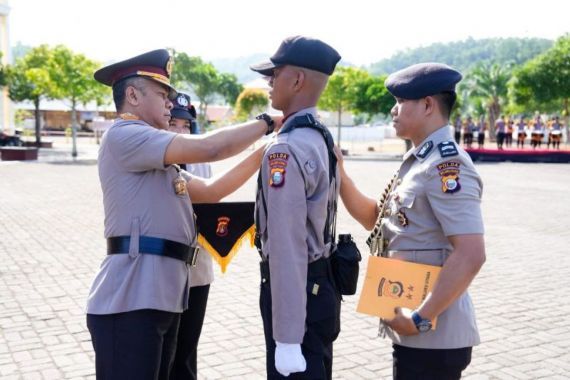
[8,0,570,66]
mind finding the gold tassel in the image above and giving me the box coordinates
[197,225,257,273]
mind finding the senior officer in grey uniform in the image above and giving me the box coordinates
[250,36,342,379]
[336,63,486,379]
[86,49,278,380]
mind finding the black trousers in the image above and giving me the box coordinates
[259,260,341,380]
[170,284,211,380]
[392,344,472,380]
[87,309,181,380]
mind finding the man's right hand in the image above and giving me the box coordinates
[275,341,306,377]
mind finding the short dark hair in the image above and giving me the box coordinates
[112,77,145,112]
[433,91,456,120]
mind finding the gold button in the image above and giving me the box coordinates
[384,209,391,217]
[397,179,402,185]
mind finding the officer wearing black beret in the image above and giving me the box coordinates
[251,36,342,379]
[86,49,280,379]
[337,62,486,379]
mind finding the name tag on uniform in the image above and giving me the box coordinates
[357,256,441,328]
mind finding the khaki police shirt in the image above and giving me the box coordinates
[381,126,484,349]
[256,108,339,344]
[86,119,196,314]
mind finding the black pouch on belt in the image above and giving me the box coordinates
[331,233,361,295]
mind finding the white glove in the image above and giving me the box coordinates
[274,341,306,377]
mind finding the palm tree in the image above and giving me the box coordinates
[463,62,512,138]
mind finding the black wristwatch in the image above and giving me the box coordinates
[411,311,432,333]
[256,113,275,135]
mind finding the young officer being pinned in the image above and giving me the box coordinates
[86,49,280,380]
[335,63,486,380]
[250,35,342,379]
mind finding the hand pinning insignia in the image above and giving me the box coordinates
[437,161,461,194]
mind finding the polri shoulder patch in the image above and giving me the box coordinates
[437,161,461,194]
[416,141,434,158]
[268,152,288,188]
[437,141,458,158]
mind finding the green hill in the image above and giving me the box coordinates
[368,37,553,75]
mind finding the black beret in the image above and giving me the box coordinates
[250,35,341,76]
[170,93,193,121]
[94,49,178,99]
[384,63,462,100]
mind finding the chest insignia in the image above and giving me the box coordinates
[397,210,409,227]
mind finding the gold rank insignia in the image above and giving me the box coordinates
[172,164,187,196]
[119,112,140,120]
[166,56,173,77]
[397,210,409,227]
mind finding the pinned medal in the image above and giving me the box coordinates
[173,174,187,196]
[397,210,409,227]
[172,165,187,195]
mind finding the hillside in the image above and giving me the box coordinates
[368,37,553,75]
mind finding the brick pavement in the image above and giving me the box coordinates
[1,147,570,379]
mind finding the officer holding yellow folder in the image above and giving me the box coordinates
[337,63,486,379]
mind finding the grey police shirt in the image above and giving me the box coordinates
[256,107,339,344]
[184,163,215,287]
[382,126,484,349]
[86,119,196,315]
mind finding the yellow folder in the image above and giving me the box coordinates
[357,256,441,327]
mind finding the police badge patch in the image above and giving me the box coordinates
[268,152,288,188]
[437,161,461,193]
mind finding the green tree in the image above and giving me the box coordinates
[217,72,243,107]
[462,62,512,137]
[510,34,570,138]
[352,74,393,120]
[172,52,243,126]
[234,88,268,121]
[318,66,368,147]
[6,45,56,146]
[48,45,108,157]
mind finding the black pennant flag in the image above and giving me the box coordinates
[192,202,256,273]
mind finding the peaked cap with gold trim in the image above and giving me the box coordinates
[94,49,177,99]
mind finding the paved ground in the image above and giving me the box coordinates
[1,140,570,379]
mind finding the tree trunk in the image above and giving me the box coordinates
[34,97,41,147]
[199,102,208,128]
[336,108,342,149]
[563,98,570,144]
[71,99,78,158]
[488,100,500,142]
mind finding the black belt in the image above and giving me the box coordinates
[107,236,198,265]
[260,257,331,281]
